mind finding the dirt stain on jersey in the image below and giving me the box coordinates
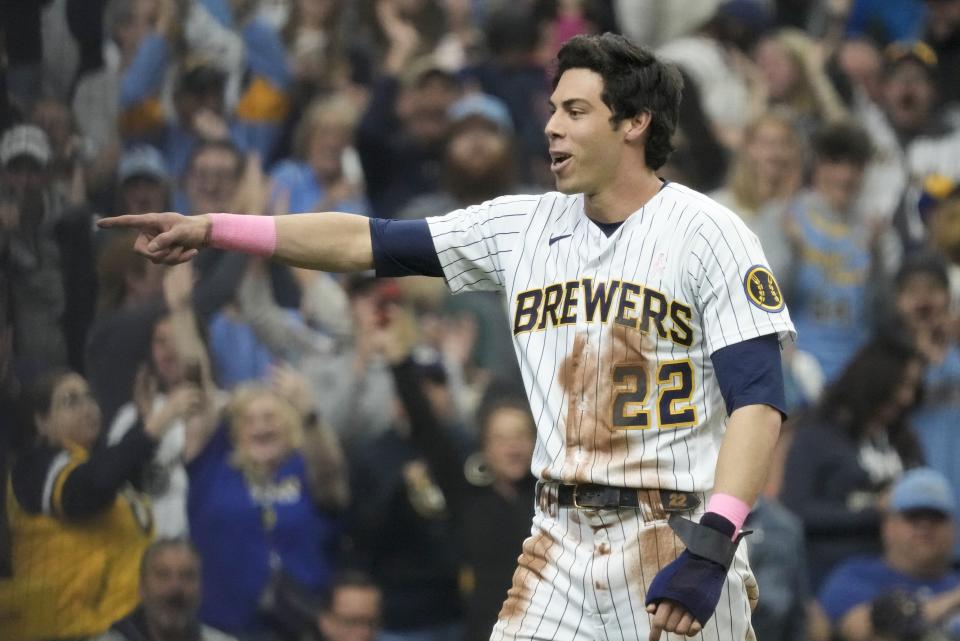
[497,528,556,627]
[556,326,650,482]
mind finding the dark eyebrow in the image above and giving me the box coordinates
[547,98,592,111]
[563,99,590,109]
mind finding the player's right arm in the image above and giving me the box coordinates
[99,194,536,280]
[97,211,374,271]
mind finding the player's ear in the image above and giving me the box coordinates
[624,111,652,143]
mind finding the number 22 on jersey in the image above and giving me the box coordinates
[612,359,697,430]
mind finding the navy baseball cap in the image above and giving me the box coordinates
[890,468,956,516]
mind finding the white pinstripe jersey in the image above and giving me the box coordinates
[427,182,796,492]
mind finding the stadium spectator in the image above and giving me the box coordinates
[817,467,960,641]
[784,121,877,382]
[357,0,452,70]
[86,224,244,425]
[318,571,383,641]
[0,368,201,640]
[890,251,960,558]
[462,6,551,185]
[781,335,926,590]
[108,263,222,537]
[115,144,171,216]
[399,92,527,219]
[233,262,398,452]
[657,0,773,150]
[270,94,368,215]
[0,123,96,379]
[832,37,884,112]
[752,28,849,134]
[179,140,300,389]
[119,0,291,184]
[857,41,960,230]
[72,0,154,156]
[373,306,535,641]
[348,333,468,641]
[95,538,239,641]
[355,1,460,217]
[185,375,348,638]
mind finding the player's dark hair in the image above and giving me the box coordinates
[811,121,873,167]
[140,537,200,579]
[553,33,684,170]
[815,335,924,463]
[320,569,381,611]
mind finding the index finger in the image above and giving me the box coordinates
[98,214,156,229]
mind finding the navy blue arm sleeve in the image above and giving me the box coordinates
[369,218,444,277]
[711,333,787,419]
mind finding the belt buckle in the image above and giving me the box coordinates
[572,484,612,509]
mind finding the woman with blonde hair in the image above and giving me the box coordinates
[185,368,349,639]
[753,28,849,134]
[270,93,368,215]
[712,109,805,281]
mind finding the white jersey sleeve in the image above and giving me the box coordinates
[683,203,796,355]
[426,195,542,294]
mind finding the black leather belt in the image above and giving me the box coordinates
[538,481,701,512]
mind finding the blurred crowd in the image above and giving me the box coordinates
[2,0,960,640]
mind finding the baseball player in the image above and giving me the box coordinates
[101,34,795,641]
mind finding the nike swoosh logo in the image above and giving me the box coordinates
[549,234,572,246]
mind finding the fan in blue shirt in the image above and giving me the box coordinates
[817,468,960,641]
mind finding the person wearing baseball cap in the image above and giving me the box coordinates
[398,92,525,221]
[0,123,85,378]
[0,124,51,199]
[855,37,960,226]
[817,468,960,641]
[115,145,171,216]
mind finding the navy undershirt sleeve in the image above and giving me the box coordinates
[711,333,787,419]
[369,218,444,277]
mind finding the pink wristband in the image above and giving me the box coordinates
[707,493,751,539]
[208,213,277,257]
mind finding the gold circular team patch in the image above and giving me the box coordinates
[744,265,784,312]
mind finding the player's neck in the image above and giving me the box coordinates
[583,167,663,224]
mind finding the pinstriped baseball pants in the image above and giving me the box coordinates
[489,488,758,641]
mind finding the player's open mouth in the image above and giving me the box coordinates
[550,152,572,173]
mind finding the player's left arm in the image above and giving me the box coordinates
[647,334,786,639]
[711,331,786,507]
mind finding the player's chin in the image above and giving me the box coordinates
[553,176,581,195]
